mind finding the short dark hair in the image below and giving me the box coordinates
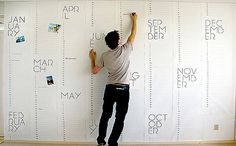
[105,30,120,50]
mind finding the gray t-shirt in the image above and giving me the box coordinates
[97,42,133,85]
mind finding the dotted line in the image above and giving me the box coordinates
[206,3,209,16]
[177,91,180,140]
[119,1,123,43]
[34,0,39,140]
[90,74,94,115]
[62,21,65,86]
[62,17,66,141]
[149,43,152,109]
[91,1,94,27]
[143,43,146,131]
[8,41,12,107]
[149,0,152,15]
[35,0,38,55]
[62,102,66,141]
[178,2,181,63]
[90,0,95,116]
[177,2,181,140]
[206,42,209,108]
[34,74,39,140]
[90,39,95,115]
[205,3,209,108]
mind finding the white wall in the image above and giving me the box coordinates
[0,2,3,14]
[0,30,3,136]
[0,0,235,141]
[2,0,236,142]
[0,1,4,137]
[234,5,236,141]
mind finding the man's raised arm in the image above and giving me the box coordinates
[127,12,137,44]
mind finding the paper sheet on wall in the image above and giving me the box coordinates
[3,0,236,142]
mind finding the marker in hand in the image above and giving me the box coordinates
[123,12,136,16]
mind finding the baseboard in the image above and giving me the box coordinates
[3,140,235,145]
[0,136,4,144]
[123,140,236,144]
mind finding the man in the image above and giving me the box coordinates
[89,12,137,146]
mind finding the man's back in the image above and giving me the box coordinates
[98,42,133,85]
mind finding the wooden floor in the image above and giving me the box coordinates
[0,137,235,146]
[0,142,235,146]
[0,144,235,146]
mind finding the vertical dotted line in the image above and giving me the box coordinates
[206,43,209,108]
[61,10,66,141]
[90,40,94,116]
[8,41,12,107]
[148,0,153,109]
[171,2,175,119]
[62,21,65,86]
[200,5,204,138]
[143,43,146,139]
[206,3,209,16]
[34,74,39,140]
[177,91,180,140]
[206,3,209,108]
[91,0,94,27]
[119,1,123,43]
[178,2,181,63]
[149,0,152,15]
[35,0,38,55]
[90,1,95,116]
[177,1,181,140]
[62,102,66,141]
[90,73,94,116]
[149,43,152,109]
[34,0,39,140]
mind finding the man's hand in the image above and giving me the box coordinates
[89,49,101,74]
[130,12,137,21]
[89,49,96,60]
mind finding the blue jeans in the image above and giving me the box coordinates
[97,84,130,146]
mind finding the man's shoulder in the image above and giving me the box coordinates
[120,42,133,52]
[122,42,132,48]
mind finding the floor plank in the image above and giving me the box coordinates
[0,142,235,146]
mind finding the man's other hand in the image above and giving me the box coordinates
[89,49,96,60]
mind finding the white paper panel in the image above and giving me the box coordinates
[3,0,236,142]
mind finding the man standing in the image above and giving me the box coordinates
[89,12,137,146]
